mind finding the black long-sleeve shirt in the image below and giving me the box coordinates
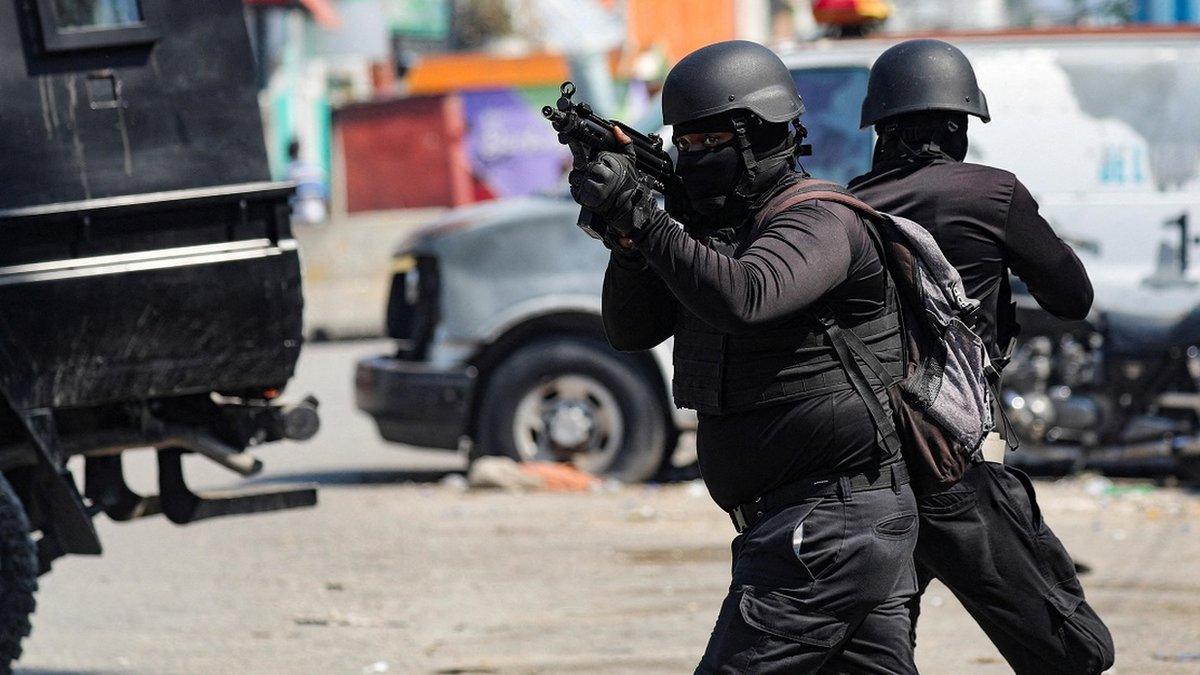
[849,159,1093,357]
[604,199,887,348]
[601,187,891,509]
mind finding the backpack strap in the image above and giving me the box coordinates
[815,308,903,460]
[754,179,884,230]
[758,179,903,459]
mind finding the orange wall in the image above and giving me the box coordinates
[406,52,570,95]
[626,0,736,62]
[402,1,737,95]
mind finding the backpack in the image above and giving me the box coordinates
[756,179,999,493]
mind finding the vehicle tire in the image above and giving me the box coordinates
[0,473,36,672]
[475,337,668,483]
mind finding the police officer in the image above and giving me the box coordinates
[570,40,919,673]
[849,39,1115,674]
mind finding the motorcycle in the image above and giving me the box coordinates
[1001,293,1200,482]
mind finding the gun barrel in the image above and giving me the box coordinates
[543,82,676,191]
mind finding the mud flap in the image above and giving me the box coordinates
[19,410,103,572]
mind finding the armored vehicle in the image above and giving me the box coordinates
[0,0,319,666]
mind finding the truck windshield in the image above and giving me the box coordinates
[789,66,874,185]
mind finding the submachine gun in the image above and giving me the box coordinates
[543,81,681,239]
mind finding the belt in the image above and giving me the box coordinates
[727,461,909,534]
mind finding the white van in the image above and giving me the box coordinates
[779,29,1200,316]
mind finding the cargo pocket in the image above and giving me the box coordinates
[1033,487,1116,673]
[738,587,848,649]
[1037,524,1080,586]
[1046,580,1082,618]
[1046,579,1116,673]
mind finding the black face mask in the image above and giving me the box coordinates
[676,143,741,215]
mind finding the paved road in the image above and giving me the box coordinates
[17,341,1200,674]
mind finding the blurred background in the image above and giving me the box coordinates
[10,1,1200,673]
[256,0,1199,337]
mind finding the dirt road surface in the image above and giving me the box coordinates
[18,341,1200,674]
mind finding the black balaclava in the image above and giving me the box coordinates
[873,111,968,166]
[674,112,797,222]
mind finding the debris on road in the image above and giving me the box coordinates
[438,473,470,492]
[465,457,599,492]
[466,457,543,491]
[517,461,600,491]
[1152,652,1200,663]
[1037,474,1197,518]
[624,503,658,522]
[293,611,376,628]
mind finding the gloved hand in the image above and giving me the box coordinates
[567,127,650,236]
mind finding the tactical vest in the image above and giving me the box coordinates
[671,203,903,416]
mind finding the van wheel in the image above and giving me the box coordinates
[476,337,667,483]
[0,473,36,671]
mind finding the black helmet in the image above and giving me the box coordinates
[663,40,804,126]
[860,39,990,129]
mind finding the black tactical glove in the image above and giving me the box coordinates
[568,128,659,237]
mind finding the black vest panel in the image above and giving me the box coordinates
[672,308,901,414]
[670,208,902,415]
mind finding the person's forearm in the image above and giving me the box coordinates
[1006,183,1094,320]
[631,206,850,333]
[1025,245,1093,320]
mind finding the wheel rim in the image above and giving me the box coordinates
[512,373,624,474]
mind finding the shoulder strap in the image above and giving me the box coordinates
[815,310,902,459]
[764,179,901,460]
[754,179,884,230]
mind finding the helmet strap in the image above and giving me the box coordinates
[731,115,759,200]
[792,119,812,178]
[793,120,812,158]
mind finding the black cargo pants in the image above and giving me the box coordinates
[911,461,1115,674]
[698,482,919,674]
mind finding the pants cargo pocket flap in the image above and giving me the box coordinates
[738,587,847,648]
[1047,581,1084,618]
